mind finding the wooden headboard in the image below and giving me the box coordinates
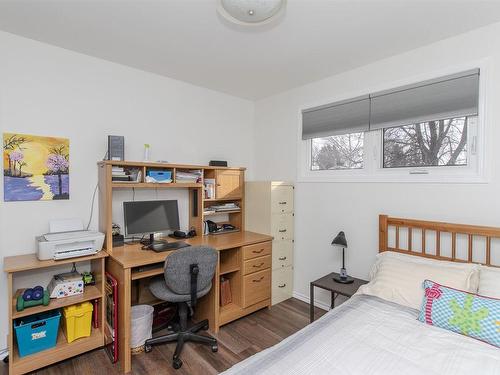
[379,214,500,267]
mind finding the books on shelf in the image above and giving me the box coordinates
[204,178,216,199]
[111,167,142,183]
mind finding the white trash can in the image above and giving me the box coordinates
[131,305,154,349]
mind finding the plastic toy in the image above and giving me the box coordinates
[16,286,50,312]
[81,271,95,286]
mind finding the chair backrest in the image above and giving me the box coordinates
[163,246,217,295]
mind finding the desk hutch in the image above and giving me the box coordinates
[98,161,273,373]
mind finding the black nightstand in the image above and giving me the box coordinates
[309,272,368,322]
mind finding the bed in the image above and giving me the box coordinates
[222,215,500,375]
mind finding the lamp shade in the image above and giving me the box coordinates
[331,231,347,248]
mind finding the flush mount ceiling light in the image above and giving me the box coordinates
[217,0,286,26]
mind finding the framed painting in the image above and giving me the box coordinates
[3,133,70,201]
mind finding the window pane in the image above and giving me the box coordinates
[311,132,364,170]
[383,117,469,168]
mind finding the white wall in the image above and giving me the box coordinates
[0,31,255,348]
[253,22,500,307]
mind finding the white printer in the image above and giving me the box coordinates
[36,218,105,261]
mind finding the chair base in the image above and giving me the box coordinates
[145,318,218,369]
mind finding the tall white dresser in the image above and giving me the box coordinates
[245,181,294,305]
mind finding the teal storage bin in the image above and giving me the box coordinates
[14,310,61,357]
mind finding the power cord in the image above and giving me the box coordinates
[86,150,108,231]
[86,182,99,231]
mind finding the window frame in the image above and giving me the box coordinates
[298,61,490,184]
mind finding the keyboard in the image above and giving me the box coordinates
[149,241,190,252]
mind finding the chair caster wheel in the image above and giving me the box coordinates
[211,345,218,353]
[172,358,182,369]
[202,324,209,331]
[144,344,152,353]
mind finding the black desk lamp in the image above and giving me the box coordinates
[332,231,354,284]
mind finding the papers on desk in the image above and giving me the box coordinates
[203,202,240,215]
[176,170,202,183]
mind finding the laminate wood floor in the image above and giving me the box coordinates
[1,298,327,375]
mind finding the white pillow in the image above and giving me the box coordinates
[368,251,480,290]
[478,265,500,298]
[358,251,480,310]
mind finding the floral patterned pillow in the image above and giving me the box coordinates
[418,280,500,348]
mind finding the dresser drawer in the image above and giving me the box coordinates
[242,241,272,260]
[272,240,293,269]
[272,266,293,305]
[243,269,271,307]
[243,255,271,275]
[271,213,294,240]
[271,185,294,214]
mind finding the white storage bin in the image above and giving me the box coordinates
[131,305,154,349]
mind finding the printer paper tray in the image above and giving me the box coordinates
[53,248,98,260]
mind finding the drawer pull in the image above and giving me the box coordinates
[278,256,287,260]
[278,283,286,288]
[252,249,264,254]
[252,263,265,268]
[278,229,287,233]
[279,201,287,205]
[252,276,265,283]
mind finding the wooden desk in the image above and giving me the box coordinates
[106,231,273,374]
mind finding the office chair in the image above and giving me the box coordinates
[144,246,218,369]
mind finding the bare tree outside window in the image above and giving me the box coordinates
[311,132,364,170]
[383,117,470,168]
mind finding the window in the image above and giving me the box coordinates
[300,68,485,182]
[383,116,472,168]
[311,132,364,170]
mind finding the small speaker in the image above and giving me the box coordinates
[209,160,227,167]
[108,135,124,161]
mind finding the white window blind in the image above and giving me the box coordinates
[301,69,479,137]
[301,95,370,140]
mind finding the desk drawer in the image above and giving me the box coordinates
[243,241,272,260]
[243,269,271,307]
[243,255,271,275]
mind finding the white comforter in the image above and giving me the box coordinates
[222,295,500,375]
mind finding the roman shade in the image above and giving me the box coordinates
[301,69,479,139]
[370,69,479,130]
[301,95,370,140]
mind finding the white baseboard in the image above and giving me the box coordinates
[292,291,330,311]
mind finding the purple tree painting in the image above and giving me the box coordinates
[45,145,70,200]
[10,151,24,177]
[3,132,70,201]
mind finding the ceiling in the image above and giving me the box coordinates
[1,0,500,100]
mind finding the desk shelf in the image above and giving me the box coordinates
[4,252,107,375]
[204,197,242,202]
[11,328,103,375]
[219,267,240,276]
[203,210,241,216]
[111,182,203,189]
[131,266,164,280]
[12,285,102,319]
[3,251,108,274]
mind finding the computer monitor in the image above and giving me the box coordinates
[123,200,180,237]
